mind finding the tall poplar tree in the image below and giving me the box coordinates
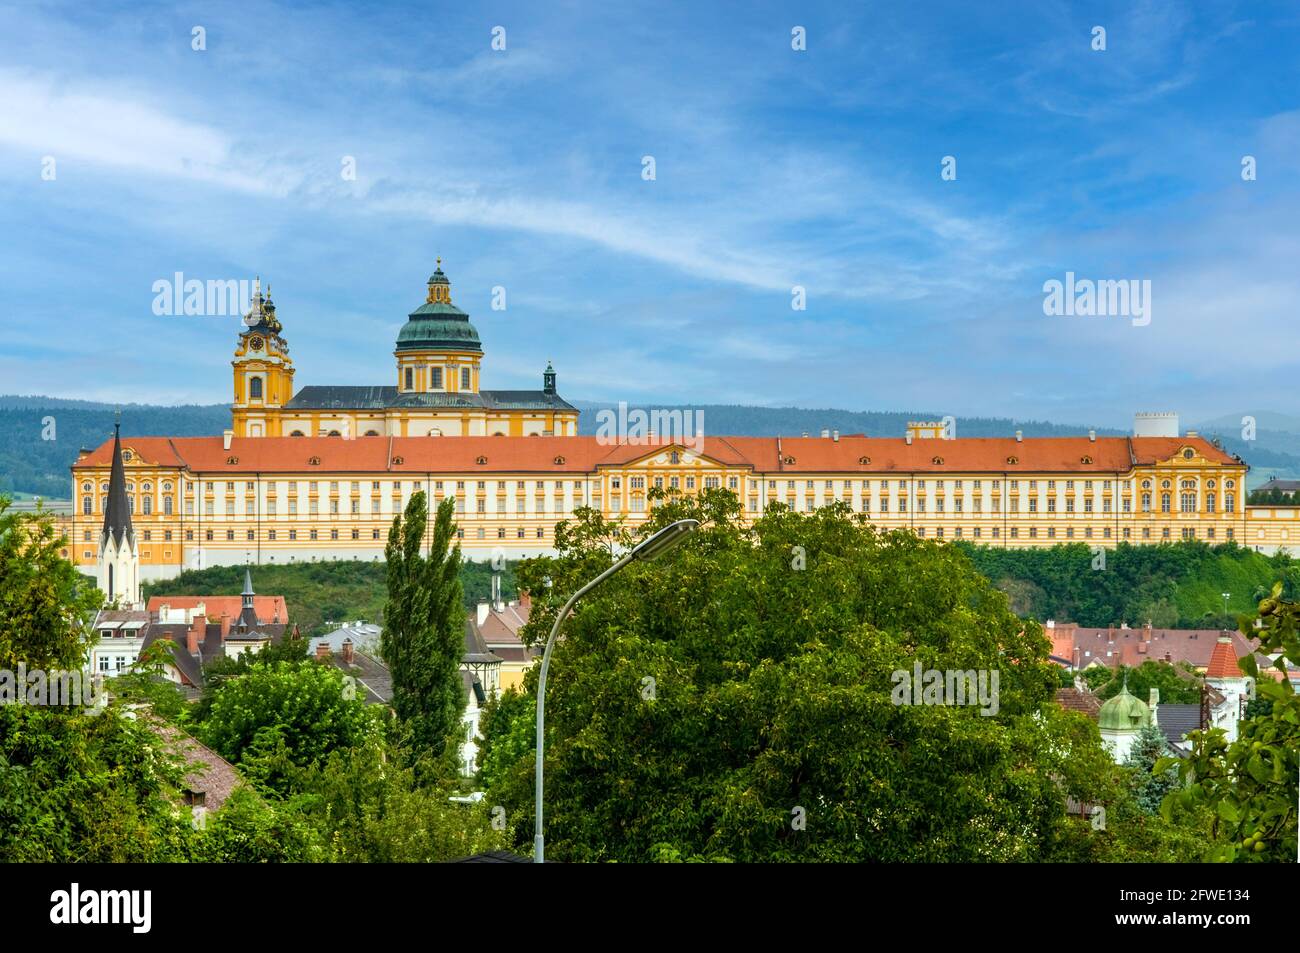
[382,491,466,758]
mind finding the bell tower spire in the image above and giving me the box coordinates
[232,277,295,437]
[97,415,140,607]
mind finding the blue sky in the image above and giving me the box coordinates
[1,0,1298,428]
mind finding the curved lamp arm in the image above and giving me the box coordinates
[533,519,697,863]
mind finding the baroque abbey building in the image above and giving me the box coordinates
[62,266,1300,583]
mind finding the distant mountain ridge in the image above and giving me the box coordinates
[2,395,1296,499]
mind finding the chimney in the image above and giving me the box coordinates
[491,574,504,612]
[1144,621,1153,640]
[316,640,332,661]
[820,428,830,439]
[220,612,231,638]
[476,600,490,626]
[905,433,913,445]
[341,638,355,665]
[187,616,203,654]
[1015,430,1023,442]
[1088,429,1096,442]
[832,430,839,441]
[519,590,532,611]
[1046,619,1055,629]
[223,429,234,451]
[801,431,809,438]
[1107,625,1115,643]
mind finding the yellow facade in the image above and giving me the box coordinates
[229,264,579,440]
[56,267,1300,578]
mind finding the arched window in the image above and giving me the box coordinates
[82,496,92,515]
[142,497,152,515]
[163,496,173,515]
[404,368,413,391]
[249,377,263,399]
[290,430,305,437]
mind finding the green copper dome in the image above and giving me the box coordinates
[395,262,482,353]
[1098,684,1150,731]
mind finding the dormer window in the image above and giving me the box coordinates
[226,456,238,465]
[783,456,795,465]
[391,456,403,466]
[1006,455,1019,465]
[477,455,488,465]
[1080,455,1093,465]
[859,456,871,465]
[309,456,321,466]
[932,456,944,466]
[553,455,566,465]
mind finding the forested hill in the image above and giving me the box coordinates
[4,394,1299,498]
[0,402,230,498]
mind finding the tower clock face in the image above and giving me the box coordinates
[249,336,264,351]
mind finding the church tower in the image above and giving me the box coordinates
[232,278,295,436]
[97,419,140,608]
[393,260,483,397]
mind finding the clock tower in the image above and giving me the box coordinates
[232,278,295,437]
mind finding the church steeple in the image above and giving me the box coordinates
[232,276,295,436]
[102,417,134,550]
[543,360,556,395]
[236,567,259,631]
[97,414,140,607]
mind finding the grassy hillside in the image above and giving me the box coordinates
[955,540,1300,628]
[141,558,518,637]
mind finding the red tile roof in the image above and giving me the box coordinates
[1205,636,1243,679]
[147,595,289,624]
[1055,625,1262,671]
[72,434,1238,475]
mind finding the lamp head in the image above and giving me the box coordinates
[631,519,699,561]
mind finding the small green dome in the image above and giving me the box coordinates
[1098,684,1150,731]
[395,262,482,353]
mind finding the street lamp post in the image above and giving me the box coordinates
[533,519,698,863]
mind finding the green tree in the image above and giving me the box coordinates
[1096,661,1202,705]
[0,497,101,670]
[1163,582,1300,862]
[484,493,1195,862]
[1125,722,1180,814]
[382,491,466,760]
[198,661,379,786]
